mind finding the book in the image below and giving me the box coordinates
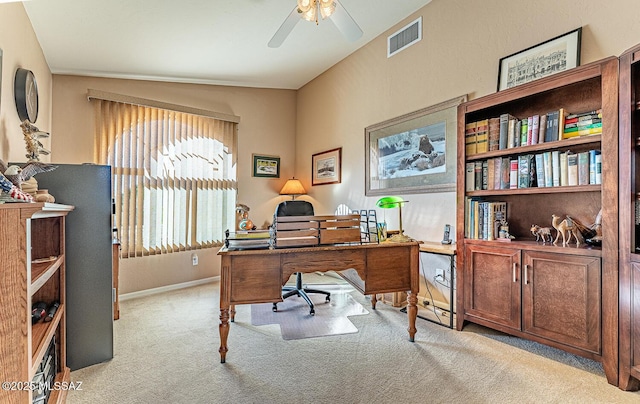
[595,152,602,184]
[476,119,489,153]
[543,151,553,187]
[535,153,545,188]
[589,150,601,184]
[551,150,560,187]
[564,118,602,128]
[487,158,495,190]
[531,114,540,145]
[488,117,501,151]
[499,113,515,150]
[494,157,502,189]
[482,160,488,190]
[465,162,475,192]
[526,116,533,146]
[563,125,603,138]
[578,151,590,185]
[474,161,483,190]
[518,154,531,188]
[465,121,477,156]
[538,114,547,144]
[509,159,518,189]
[559,151,568,186]
[514,120,522,147]
[520,118,528,146]
[501,157,511,189]
[565,109,602,120]
[558,108,568,139]
[567,152,578,186]
[545,110,559,142]
[507,117,517,148]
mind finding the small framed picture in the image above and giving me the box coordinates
[312,147,341,186]
[252,154,280,178]
[497,27,582,91]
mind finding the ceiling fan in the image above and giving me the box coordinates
[268,0,363,48]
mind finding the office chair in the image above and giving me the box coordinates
[272,200,330,315]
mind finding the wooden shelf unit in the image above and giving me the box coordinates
[455,57,619,386]
[619,42,640,391]
[0,202,74,404]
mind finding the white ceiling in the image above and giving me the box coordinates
[23,0,432,90]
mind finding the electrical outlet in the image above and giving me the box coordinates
[436,268,445,280]
[192,253,198,266]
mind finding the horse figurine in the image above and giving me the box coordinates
[551,214,584,246]
[530,224,552,243]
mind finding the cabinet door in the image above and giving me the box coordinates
[632,262,640,374]
[464,244,521,330]
[522,251,601,354]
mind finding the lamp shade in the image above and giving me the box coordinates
[280,178,307,198]
[376,196,408,209]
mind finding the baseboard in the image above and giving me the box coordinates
[119,276,220,301]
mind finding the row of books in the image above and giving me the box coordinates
[465,109,602,156]
[464,199,507,240]
[465,149,602,191]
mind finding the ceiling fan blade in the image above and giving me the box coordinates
[268,6,300,48]
[330,0,363,42]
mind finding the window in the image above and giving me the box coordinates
[92,97,238,258]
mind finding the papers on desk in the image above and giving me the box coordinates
[224,230,272,250]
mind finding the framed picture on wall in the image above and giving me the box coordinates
[365,95,466,196]
[497,27,582,91]
[312,147,341,186]
[252,154,280,178]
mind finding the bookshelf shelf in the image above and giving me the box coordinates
[466,134,602,161]
[456,57,619,387]
[467,184,600,197]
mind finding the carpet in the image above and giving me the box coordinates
[250,284,368,340]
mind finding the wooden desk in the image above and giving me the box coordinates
[217,241,420,363]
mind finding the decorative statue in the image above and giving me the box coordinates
[530,224,553,243]
[20,120,51,162]
[235,203,255,231]
[551,214,584,247]
[498,219,515,240]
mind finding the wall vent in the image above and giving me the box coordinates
[387,17,422,58]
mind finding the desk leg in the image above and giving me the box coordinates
[219,307,230,363]
[230,304,236,322]
[407,292,417,342]
[371,294,378,310]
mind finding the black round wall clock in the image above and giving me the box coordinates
[14,68,39,123]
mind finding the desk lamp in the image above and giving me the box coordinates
[376,196,411,242]
[279,178,306,200]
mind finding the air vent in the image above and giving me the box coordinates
[387,17,422,58]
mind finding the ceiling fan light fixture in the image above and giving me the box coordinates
[319,0,336,19]
[299,6,317,22]
[297,0,313,12]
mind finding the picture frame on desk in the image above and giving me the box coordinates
[497,27,582,91]
[364,95,466,196]
[312,147,341,186]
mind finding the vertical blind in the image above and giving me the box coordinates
[92,98,238,258]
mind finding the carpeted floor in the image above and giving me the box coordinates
[66,275,640,404]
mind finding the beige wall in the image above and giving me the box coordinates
[51,76,297,293]
[0,3,52,162]
[296,0,640,245]
[4,0,640,295]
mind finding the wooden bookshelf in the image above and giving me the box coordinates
[456,57,619,386]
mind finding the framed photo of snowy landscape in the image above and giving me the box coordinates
[365,95,466,196]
